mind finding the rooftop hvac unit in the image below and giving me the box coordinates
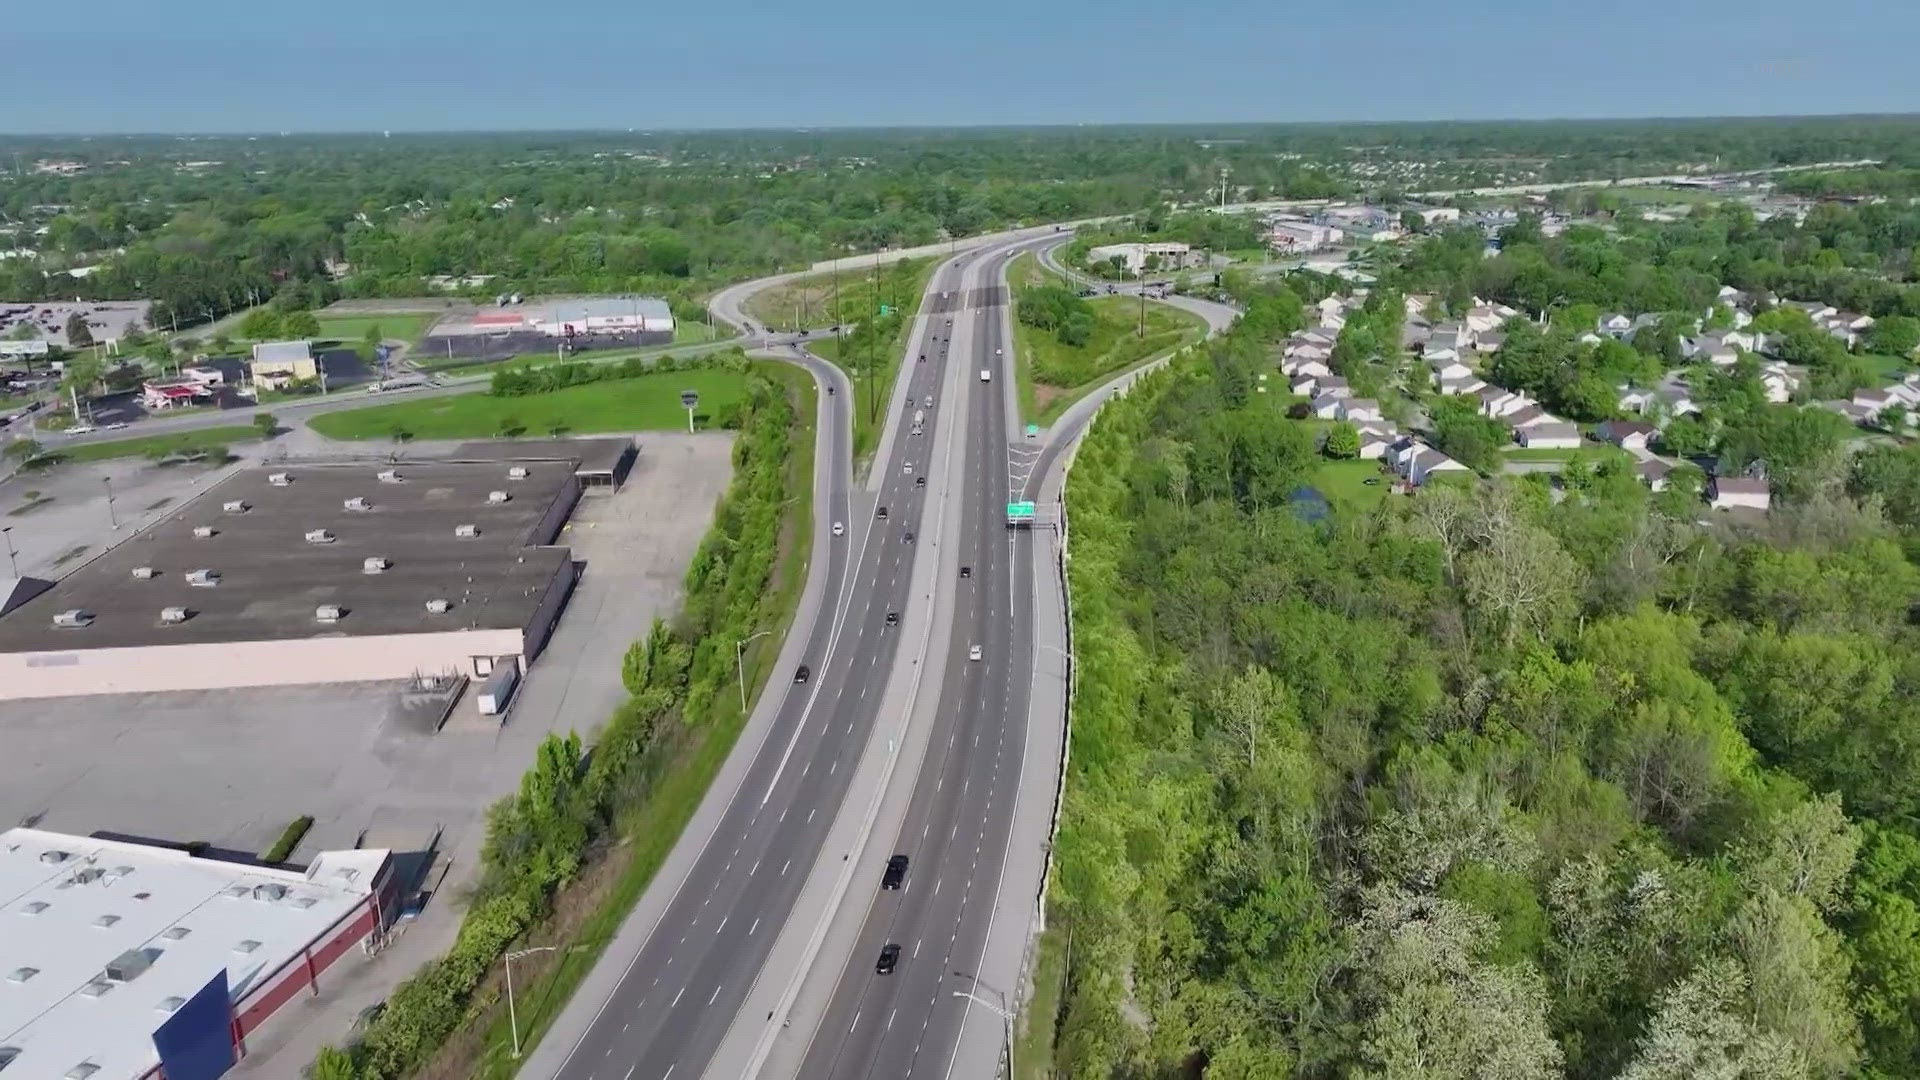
[362,556,389,574]
[222,500,249,514]
[377,469,403,483]
[343,497,371,511]
[251,883,288,902]
[305,529,335,544]
[104,947,155,982]
[185,569,220,587]
[507,465,529,480]
[425,598,451,614]
[487,490,510,504]
[52,609,94,628]
[191,525,216,538]
[158,607,189,625]
[268,472,292,486]
[130,566,157,580]
[314,604,343,623]
[454,523,479,538]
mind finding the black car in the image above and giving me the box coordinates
[960,565,971,579]
[877,506,888,520]
[885,612,899,626]
[794,665,810,684]
[903,531,915,544]
[915,476,926,487]
[882,855,909,890]
[876,943,902,975]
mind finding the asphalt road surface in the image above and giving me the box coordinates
[546,258,972,1080]
[794,238,1044,1080]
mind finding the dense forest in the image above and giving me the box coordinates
[4,117,1919,333]
[1047,253,1920,1075]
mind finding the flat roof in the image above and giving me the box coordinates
[451,436,634,476]
[0,827,388,1080]
[0,460,579,652]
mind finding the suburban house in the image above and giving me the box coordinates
[250,339,318,389]
[1358,431,1396,460]
[1299,326,1340,347]
[1637,459,1673,491]
[1464,301,1520,336]
[1597,419,1658,451]
[1314,375,1351,398]
[1404,445,1471,485]
[1709,476,1771,511]
[1310,393,1347,419]
[1617,385,1658,414]
[1688,336,1739,366]
[1786,300,1838,321]
[1477,386,1534,419]
[1338,398,1384,423]
[1289,373,1322,396]
[1516,421,1582,449]
[1474,330,1506,354]
[1429,355,1474,384]
[1759,363,1803,404]
[1599,313,1633,336]
[1438,374,1488,397]
[1504,404,1558,430]
[1282,355,1332,379]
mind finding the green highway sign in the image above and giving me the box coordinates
[1006,501,1036,517]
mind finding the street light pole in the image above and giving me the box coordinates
[1,527,16,577]
[102,477,117,530]
[736,629,773,713]
[504,945,556,1058]
[952,988,1016,1079]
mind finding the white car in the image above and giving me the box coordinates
[832,521,844,537]
[66,424,95,435]
[995,348,1003,356]
[968,645,982,661]
[903,463,913,474]
[923,396,933,408]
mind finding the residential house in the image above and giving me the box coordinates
[1358,431,1395,460]
[1759,363,1802,404]
[1477,386,1533,419]
[1516,421,1581,449]
[1315,375,1351,398]
[1464,301,1520,335]
[1637,459,1673,492]
[1437,374,1488,397]
[1822,399,1877,425]
[1405,445,1471,485]
[1617,385,1658,414]
[1853,388,1896,419]
[1709,476,1771,511]
[1785,300,1838,321]
[1597,419,1658,451]
[1300,326,1341,346]
[1288,373,1321,396]
[1338,398,1384,423]
[1474,330,1506,354]
[1429,355,1474,384]
[1504,404,1556,430]
[1313,296,1349,325]
[1718,329,1759,352]
[1282,355,1332,380]
[1599,313,1633,336]
[1310,393,1346,419]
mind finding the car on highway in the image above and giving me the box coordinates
[877,506,888,520]
[903,462,913,474]
[903,531,914,543]
[960,565,971,578]
[923,396,933,408]
[833,521,844,536]
[969,645,982,661]
[882,855,909,890]
[885,612,899,626]
[876,943,901,975]
[102,422,128,430]
[66,424,96,435]
[979,369,992,382]
[794,665,810,683]
[915,476,925,487]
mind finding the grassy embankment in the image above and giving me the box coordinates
[1008,275,1208,425]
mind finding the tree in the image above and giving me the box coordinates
[1618,959,1804,1080]
[64,312,92,349]
[1462,521,1582,647]
[1324,420,1360,459]
[239,307,282,340]
[1732,793,1861,913]
[3,439,41,462]
[253,412,278,438]
[281,310,322,339]
[1730,889,1862,1076]
[362,323,384,359]
[1868,315,1920,358]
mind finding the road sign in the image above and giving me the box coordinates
[1006,501,1035,517]
[1025,424,1039,438]
[680,390,700,409]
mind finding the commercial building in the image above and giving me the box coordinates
[0,827,397,1080]
[1267,221,1339,252]
[0,451,623,700]
[420,297,675,361]
[248,340,317,389]
[1085,242,1200,275]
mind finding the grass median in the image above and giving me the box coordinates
[1012,295,1207,426]
[798,256,940,464]
[53,426,263,463]
[307,369,750,440]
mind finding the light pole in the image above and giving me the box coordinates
[504,945,556,1058]
[1,527,15,577]
[952,988,1015,1079]
[736,629,773,713]
[102,477,117,530]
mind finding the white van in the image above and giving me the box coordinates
[979,370,992,382]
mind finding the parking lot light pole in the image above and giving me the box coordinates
[504,945,556,1058]
[736,629,773,713]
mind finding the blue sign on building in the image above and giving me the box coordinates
[152,969,235,1080]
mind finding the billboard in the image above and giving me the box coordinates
[0,340,50,357]
[152,968,236,1080]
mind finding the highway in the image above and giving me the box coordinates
[535,248,985,1080]
[792,238,1040,1080]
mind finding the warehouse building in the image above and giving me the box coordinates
[0,827,397,1080]
[0,454,602,700]
[420,296,675,363]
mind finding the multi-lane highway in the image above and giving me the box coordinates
[535,247,985,1080]
[792,239,1038,1080]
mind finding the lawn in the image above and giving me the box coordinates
[1501,443,1633,465]
[306,369,750,441]
[1013,296,1207,425]
[744,258,933,333]
[798,257,942,463]
[1007,251,1055,290]
[1310,457,1391,510]
[313,312,436,345]
[55,425,263,463]
[1863,352,1914,382]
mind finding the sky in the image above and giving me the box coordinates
[6,0,1920,134]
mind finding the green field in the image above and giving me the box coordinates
[1310,457,1391,509]
[1863,352,1914,382]
[55,426,262,463]
[307,369,749,440]
[1012,296,1206,425]
[798,257,941,462]
[312,312,436,345]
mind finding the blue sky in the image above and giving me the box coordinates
[6,0,1919,133]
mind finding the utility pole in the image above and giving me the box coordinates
[1138,265,1147,338]
[868,259,880,429]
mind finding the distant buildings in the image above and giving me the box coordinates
[1085,242,1201,274]
[249,340,318,390]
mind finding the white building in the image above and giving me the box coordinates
[1710,476,1771,511]
[0,828,398,1080]
[1516,421,1581,449]
[1268,221,1339,252]
[1085,242,1198,274]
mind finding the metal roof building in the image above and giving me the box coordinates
[0,828,395,1080]
[0,458,587,700]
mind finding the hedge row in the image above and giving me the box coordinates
[309,371,801,1079]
